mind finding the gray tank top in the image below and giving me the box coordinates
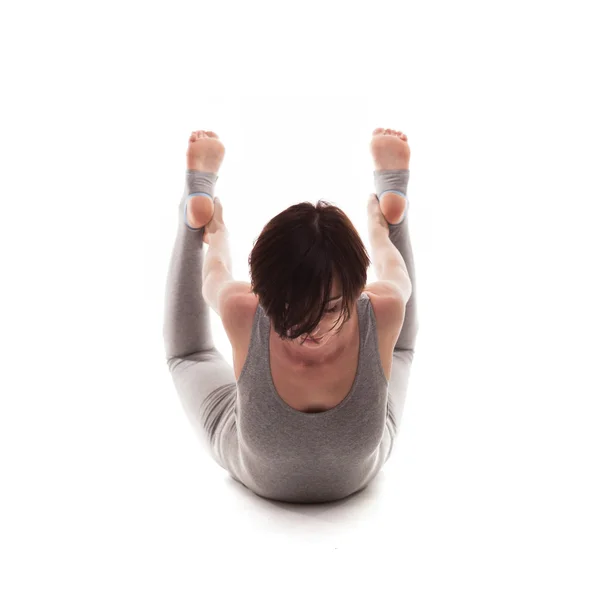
[228,291,391,503]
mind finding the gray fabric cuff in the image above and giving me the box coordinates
[182,170,218,231]
[373,169,410,226]
[186,169,218,197]
[373,169,410,198]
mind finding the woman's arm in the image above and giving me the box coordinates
[202,224,233,284]
[202,225,237,318]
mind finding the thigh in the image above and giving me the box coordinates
[386,349,415,440]
[168,348,237,469]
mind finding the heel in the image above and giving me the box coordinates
[184,192,212,231]
[378,190,409,225]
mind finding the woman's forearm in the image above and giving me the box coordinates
[202,226,233,282]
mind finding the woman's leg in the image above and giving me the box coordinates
[373,169,419,455]
[384,216,418,448]
[162,170,237,469]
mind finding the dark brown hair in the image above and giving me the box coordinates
[248,199,371,341]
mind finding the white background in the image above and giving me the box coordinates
[1,0,599,598]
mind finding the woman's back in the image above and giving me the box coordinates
[229,288,400,414]
[227,292,393,503]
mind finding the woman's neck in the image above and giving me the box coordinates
[273,308,358,369]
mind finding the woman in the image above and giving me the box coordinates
[163,128,419,503]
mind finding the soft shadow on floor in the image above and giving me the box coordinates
[220,466,392,522]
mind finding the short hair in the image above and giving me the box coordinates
[248,199,371,341]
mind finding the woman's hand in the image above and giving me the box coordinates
[202,197,226,244]
[367,193,389,231]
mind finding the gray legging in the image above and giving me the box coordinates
[162,169,418,466]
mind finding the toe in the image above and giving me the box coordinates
[373,128,385,135]
[384,129,392,134]
[206,131,219,138]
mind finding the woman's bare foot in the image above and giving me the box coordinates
[186,131,225,240]
[370,128,410,225]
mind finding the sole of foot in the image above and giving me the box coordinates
[370,128,411,225]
